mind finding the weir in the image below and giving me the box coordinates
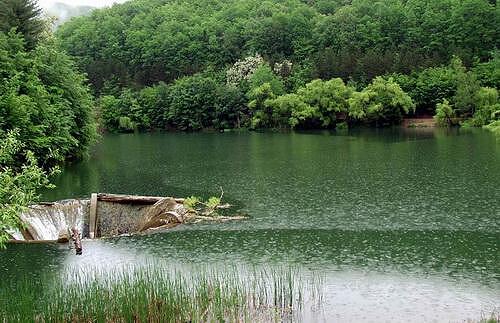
[10,194,189,243]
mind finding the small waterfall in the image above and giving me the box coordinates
[19,200,90,241]
[6,228,24,240]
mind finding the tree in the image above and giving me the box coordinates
[297,78,353,127]
[247,64,285,97]
[165,74,218,130]
[55,0,499,93]
[470,87,499,126]
[0,0,44,50]
[434,99,455,127]
[226,54,265,87]
[473,51,500,89]
[451,57,481,116]
[266,93,318,129]
[0,31,96,165]
[247,83,277,128]
[348,77,415,125]
[214,85,247,129]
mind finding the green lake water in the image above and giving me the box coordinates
[1,128,499,321]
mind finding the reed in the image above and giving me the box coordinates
[0,265,317,322]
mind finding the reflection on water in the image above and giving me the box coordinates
[1,128,499,321]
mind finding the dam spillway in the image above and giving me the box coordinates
[10,194,188,242]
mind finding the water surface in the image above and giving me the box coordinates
[2,128,499,321]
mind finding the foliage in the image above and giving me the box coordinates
[348,77,415,125]
[434,99,455,127]
[118,116,136,132]
[484,120,500,136]
[247,64,285,97]
[183,194,224,217]
[0,130,55,248]
[214,84,247,129]
[55,0,499,93]
[39,0,499,132]
[297,78,353,127]
[165,74,218,130]
[206,197,221,209]
[97,95,121,132]
[473,51,500,89]
[226,54,264,87]
[389,66,458,115]
[0,31,96,165]
[470,87,499,126]
[391,56,498,118]
[248,83,276,128]
[184,196,200,211]
[266,93,313,128]
[99,88,151,132]
[0,0,44,50]
[451,57,481,115]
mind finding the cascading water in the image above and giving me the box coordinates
[18,200,90,241]
[8,194,197,242]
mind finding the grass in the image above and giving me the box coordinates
[0,265,319,322]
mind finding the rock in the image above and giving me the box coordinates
[57,230,69,243]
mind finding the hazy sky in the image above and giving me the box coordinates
[39,0,128,9]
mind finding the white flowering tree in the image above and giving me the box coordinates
[226,54,265,87]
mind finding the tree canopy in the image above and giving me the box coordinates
[55,0,499,94]
[0,31,96,165]
[0,0,44,50]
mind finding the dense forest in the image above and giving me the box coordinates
[53,0,499,132]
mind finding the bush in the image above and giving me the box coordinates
[484,120,500,136]
[248,83,277,128]
[247,64,285,97]
[266,93,316,129]
[214,85,247,129]
[297,78,353,127]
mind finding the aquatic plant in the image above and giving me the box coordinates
[0,265,317,322]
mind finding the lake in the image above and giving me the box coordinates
[1,128,499,322]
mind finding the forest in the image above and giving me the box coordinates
[1,0,499,139]
[53,0,499,132]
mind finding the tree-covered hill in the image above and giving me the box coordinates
[56,0,499,92]
[54,0,499,133]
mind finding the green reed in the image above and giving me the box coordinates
[0,265,318,322]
